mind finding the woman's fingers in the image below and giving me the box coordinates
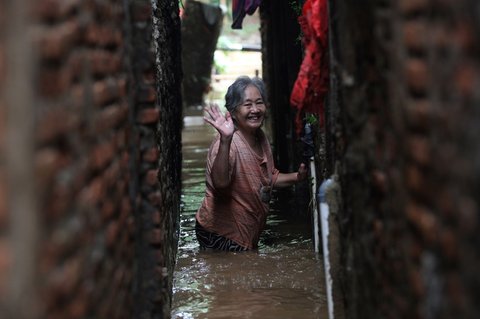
[204,108,214,122]
[210,103,220,115]
[225,111,232,122]
[203,104,235,138]
[203,116,214,126]
[206,105,218,119]
[204,104,225,130]
[297,163,308,181]
[205,103,222,121]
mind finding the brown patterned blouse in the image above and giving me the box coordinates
[196,129,280,249]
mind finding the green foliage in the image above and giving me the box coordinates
[289,0,304,45]
[289,0,302,16]
[305,114,318,126]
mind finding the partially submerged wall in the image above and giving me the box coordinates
[0,0,182,318]
[328,1,480,318]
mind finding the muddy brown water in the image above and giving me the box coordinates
[172,116,327,319]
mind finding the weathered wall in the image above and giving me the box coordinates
[150,0,183,317]
[0,0,5,310]
[0,0,11,314]
[181,0,223,108]
[0,0,182,318]
[327,0,480,318]
[260,0,303,172]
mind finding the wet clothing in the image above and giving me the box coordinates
[196,220,248,251]
[195,129,279,250]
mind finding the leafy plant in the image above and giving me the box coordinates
[289,0,302,16]
[305,113,318,126]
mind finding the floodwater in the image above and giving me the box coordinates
[171,116,327,319]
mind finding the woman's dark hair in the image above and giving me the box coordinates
[224,76,267,115]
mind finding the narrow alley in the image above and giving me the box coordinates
[0,1,479,319]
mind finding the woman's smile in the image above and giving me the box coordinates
[246,113,263,122]
[235,85,266,134]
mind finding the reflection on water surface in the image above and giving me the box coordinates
[172,117,327,319]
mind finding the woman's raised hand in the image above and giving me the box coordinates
[204,104,235,139]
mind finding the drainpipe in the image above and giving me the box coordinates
[303,123,339,319]
[302,123,320,253]
[318,178,335,319]
[310,158,320,252]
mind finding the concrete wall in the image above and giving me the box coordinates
[0,0,182,318]
[327,1,480,318]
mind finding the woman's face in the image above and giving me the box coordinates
[234,85,266,135]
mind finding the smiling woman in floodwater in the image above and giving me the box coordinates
[195,76,307,251]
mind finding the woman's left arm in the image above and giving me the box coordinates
[274,163,307,188]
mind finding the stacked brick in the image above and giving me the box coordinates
[151,0,183,315]
[129,0,182,317]
[327,0,480,318]
[398,1,480,318]
[32,1,133,318]
[0,0,182,318]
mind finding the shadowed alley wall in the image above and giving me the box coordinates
[260,0,303,172]
[0,1,182,318]
[327,1,480,318]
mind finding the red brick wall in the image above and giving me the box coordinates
[32,1,133,317]
[130,0,183,317]
[0,1,182,318]
[328,0,480,318]
[396,1,480,317]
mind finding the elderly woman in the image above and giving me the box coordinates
[195,76,307,251]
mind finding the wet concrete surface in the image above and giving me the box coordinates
[171,116,328,319]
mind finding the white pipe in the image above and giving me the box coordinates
[310,156,320,253]
[319,179,334,319]
[302,123,332,316]
[303,123,320,253]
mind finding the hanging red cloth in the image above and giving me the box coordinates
[290,0,329,136]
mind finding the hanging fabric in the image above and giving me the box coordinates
[290,0,329,136]
[231,0,262,29]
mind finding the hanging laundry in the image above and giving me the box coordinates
[232,0,262,29]
[290,0,329,136]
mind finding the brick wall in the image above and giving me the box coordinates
[327,0,480,318]
[0,0,182,318]
[132,0,182,317]
[33,1,134,317]
[396,1,480,317]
